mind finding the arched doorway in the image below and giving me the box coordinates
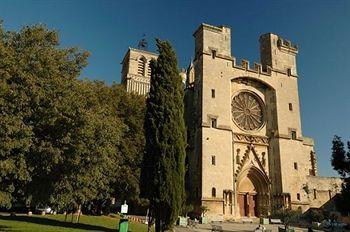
[236,166,269,217]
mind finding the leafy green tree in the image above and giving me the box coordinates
[331,135,350,214]
[0,22,88,208]
[112,84,146,203]
[140,39,186,232]
[0,21,147,218]
[274,208,301,230]
[48,80,124,221]
[0,22,33,208]
[9,24,90,209]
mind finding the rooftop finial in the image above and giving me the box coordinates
[138,34,148,50]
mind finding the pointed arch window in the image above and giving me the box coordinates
[137,56,147,76]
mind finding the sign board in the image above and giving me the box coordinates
[121,203,128,214]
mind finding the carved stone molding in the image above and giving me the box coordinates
[233,132,269,146]
[127,74,150,83]
[234,144,268,177]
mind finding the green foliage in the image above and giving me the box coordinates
[140,39,186,231]
[0,23,76,207]
[273,209,301,229]
[305,208,325,223]
[0,22,146,211]
[181,204,193,217]
[331,135,349,177]
[199,206,209,216]
[38,81,125,210]
[113,85,146,203]
[331,135,350,214]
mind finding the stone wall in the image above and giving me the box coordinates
[306,176,342,209]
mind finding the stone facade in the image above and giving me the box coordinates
[184,23,342,220]
[121,47,158,95]
[121,23,342,221]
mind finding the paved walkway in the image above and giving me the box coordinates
[175,222,323,232]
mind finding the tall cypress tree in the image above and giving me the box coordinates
[140,39,186,232]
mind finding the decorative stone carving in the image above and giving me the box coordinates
[234,145,268,178]
[262,152,266,167]
[233,133,269,146]
[236,149,241,164]
[127,74,150,83]
[232,91,265,131]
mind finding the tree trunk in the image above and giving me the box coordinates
[71,211,74,223]
[155,218,161,232]
[147,208,154,232]
[147,216,154,232]
[64,212,68,222]
[76,204,81,223]
[147,223,152,232]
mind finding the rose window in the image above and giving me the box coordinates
[231,92,264,131]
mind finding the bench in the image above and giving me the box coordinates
[242,218,253,224]
[211,225,223,232]
[270,218,282,224]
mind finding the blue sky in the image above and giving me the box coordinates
[1,0,349,177]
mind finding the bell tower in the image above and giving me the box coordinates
[120,47,158,95]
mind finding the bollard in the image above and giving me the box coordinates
[118,218,129,232]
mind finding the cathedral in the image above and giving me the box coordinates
[121,23,341,221]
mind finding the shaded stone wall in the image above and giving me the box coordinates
[306,176,342,209]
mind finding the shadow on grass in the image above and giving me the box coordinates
[0,215,116,232]
[0,224,10,231]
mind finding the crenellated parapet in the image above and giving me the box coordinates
[187,50,299,89]
[192,23,299,79]
[260,33,299,76]
[277,37,298,53]
[230,56,296,77]
[231,58,272,76]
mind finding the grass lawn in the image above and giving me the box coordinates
[0,214,152,232]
